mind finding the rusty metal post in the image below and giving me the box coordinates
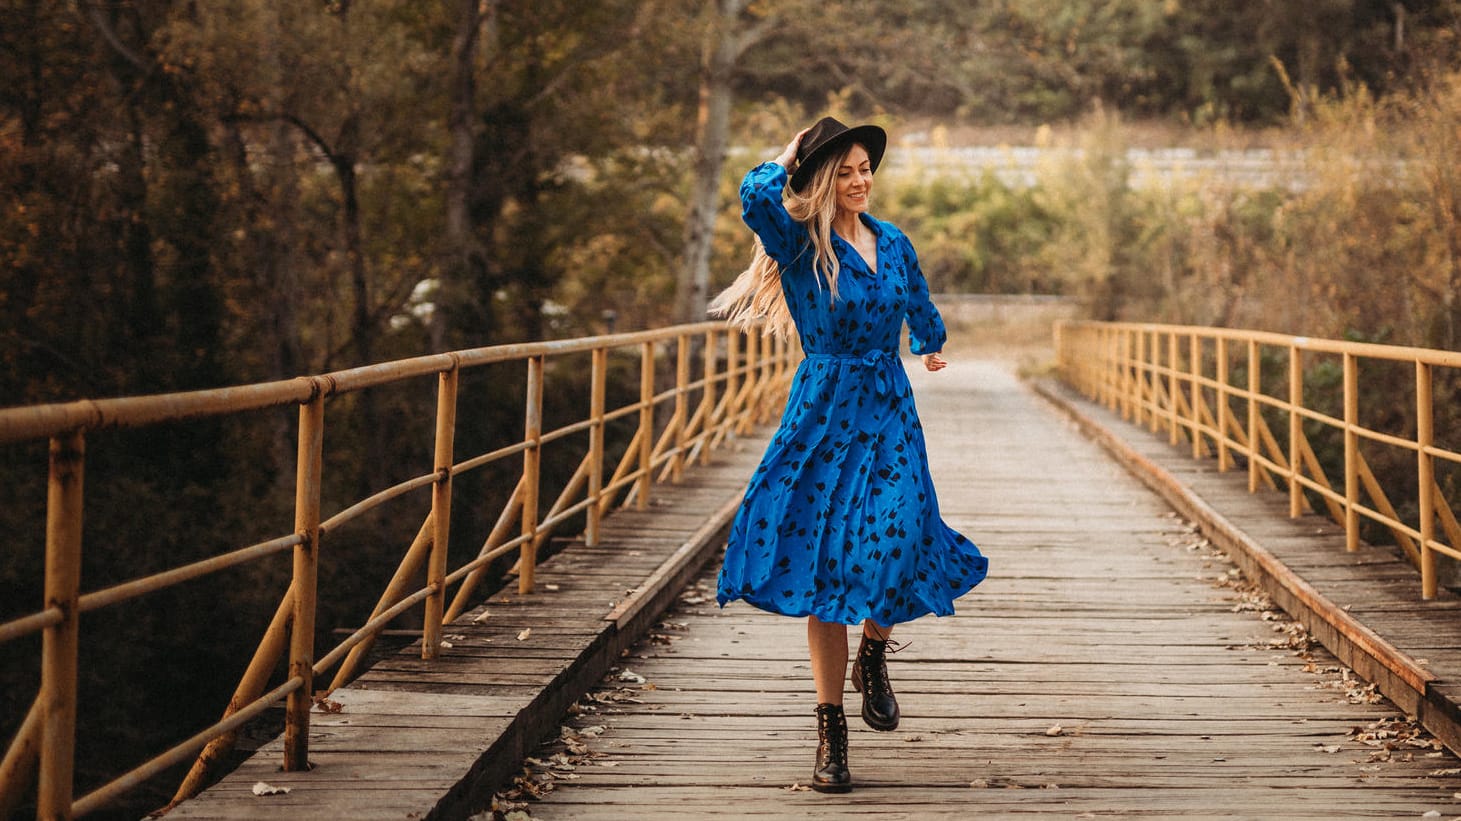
[1248,339,1261,493]
[1418,360,1437,599]
[1109,327,1120,409]
[1167,332,1180,445]
[1289,346,1304,518]
[424,364,458,657]
[672,333,690,482]
[726,331,742,431]
[587,347,607,546]
[38,430,84,820]
[519,355,544,593]
[284,396,323,771]
[637,342,654,509]
[1136,330,1150,430]
[1189,332,1202,459]
[1122,328,1135,421]
[1343,352,1359,551]
[701,330,718,466]
[1217,337,1231,472]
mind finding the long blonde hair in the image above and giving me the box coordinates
[708,145,854,339]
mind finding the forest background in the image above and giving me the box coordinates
[3,0,1461,816]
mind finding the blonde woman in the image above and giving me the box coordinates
[711,117,988,793]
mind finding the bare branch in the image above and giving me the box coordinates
[76,2,149,72]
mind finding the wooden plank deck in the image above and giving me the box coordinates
[504,361,1461,819]
[1036,377,1461,756]
[164,428,772,820]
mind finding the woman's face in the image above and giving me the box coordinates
[834,143,873,214]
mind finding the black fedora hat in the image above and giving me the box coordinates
[790,116,887,193]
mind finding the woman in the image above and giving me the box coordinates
[711,117,988,793]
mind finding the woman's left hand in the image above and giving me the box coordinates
[922,352,948,372]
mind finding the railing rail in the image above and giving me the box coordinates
[0,321,797,819]
[1057,320,1461,601]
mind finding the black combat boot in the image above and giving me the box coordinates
[811,703,851,793]
[850,633,901,731]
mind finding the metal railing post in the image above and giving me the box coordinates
[1418,360,1437,599]
[637,342,654,510]
[1343,352,1359,552]
[1289,346,1304,518]
[1167,332,1180,445]
[1122,324,1133,417]
[519,356,544,593]
[587,347,607,546]
[672,333,690,482]
[1248,339,1260,493]
[725,330,742,433]
[38,430,84,820]
[284,394,324,772]
[1143,330,1157,431]
[701,330,718,466]
[738,333,759,434]
[423,364,458,657]
[1215,335,1227,470]
[1190,332,1203,459]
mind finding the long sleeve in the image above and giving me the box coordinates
[901,235,947,355]
[739,162,804,267]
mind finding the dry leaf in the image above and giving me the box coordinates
[1045,724,1064,737]
[545,584,561,592]
[251,781,291,796]
[517,628,532,641]
[785,783,810,792]
[312,696,344,714]
[618,669,646,684]
[472,609,491,623]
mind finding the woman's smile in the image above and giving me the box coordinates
[836,144,874,214]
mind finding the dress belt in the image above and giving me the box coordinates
[804,350,897,396]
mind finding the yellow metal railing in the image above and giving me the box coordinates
[0,321,797,819]
[1057,320,1461,601]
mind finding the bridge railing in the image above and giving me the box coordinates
[0,321,797,819]
[1057,320,1461,601]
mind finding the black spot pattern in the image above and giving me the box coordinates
[716,162,989,626]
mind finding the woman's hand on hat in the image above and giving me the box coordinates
[921,352,948,372]
[774,127,812,169]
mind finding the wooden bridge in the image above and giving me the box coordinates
[7,319,1461,818]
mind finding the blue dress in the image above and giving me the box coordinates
[715,162,988,626]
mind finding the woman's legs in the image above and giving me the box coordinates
[807,615,849,704]
[861,619,892,642]
[807,615,852,792]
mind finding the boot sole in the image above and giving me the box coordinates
[860,704,899,732]
[811,780,853,794]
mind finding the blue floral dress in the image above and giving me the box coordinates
[715,162,988,626]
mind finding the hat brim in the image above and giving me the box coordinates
[789,124,887,193]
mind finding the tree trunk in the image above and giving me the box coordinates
[445,0,493,350]
[677,0,746,325]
